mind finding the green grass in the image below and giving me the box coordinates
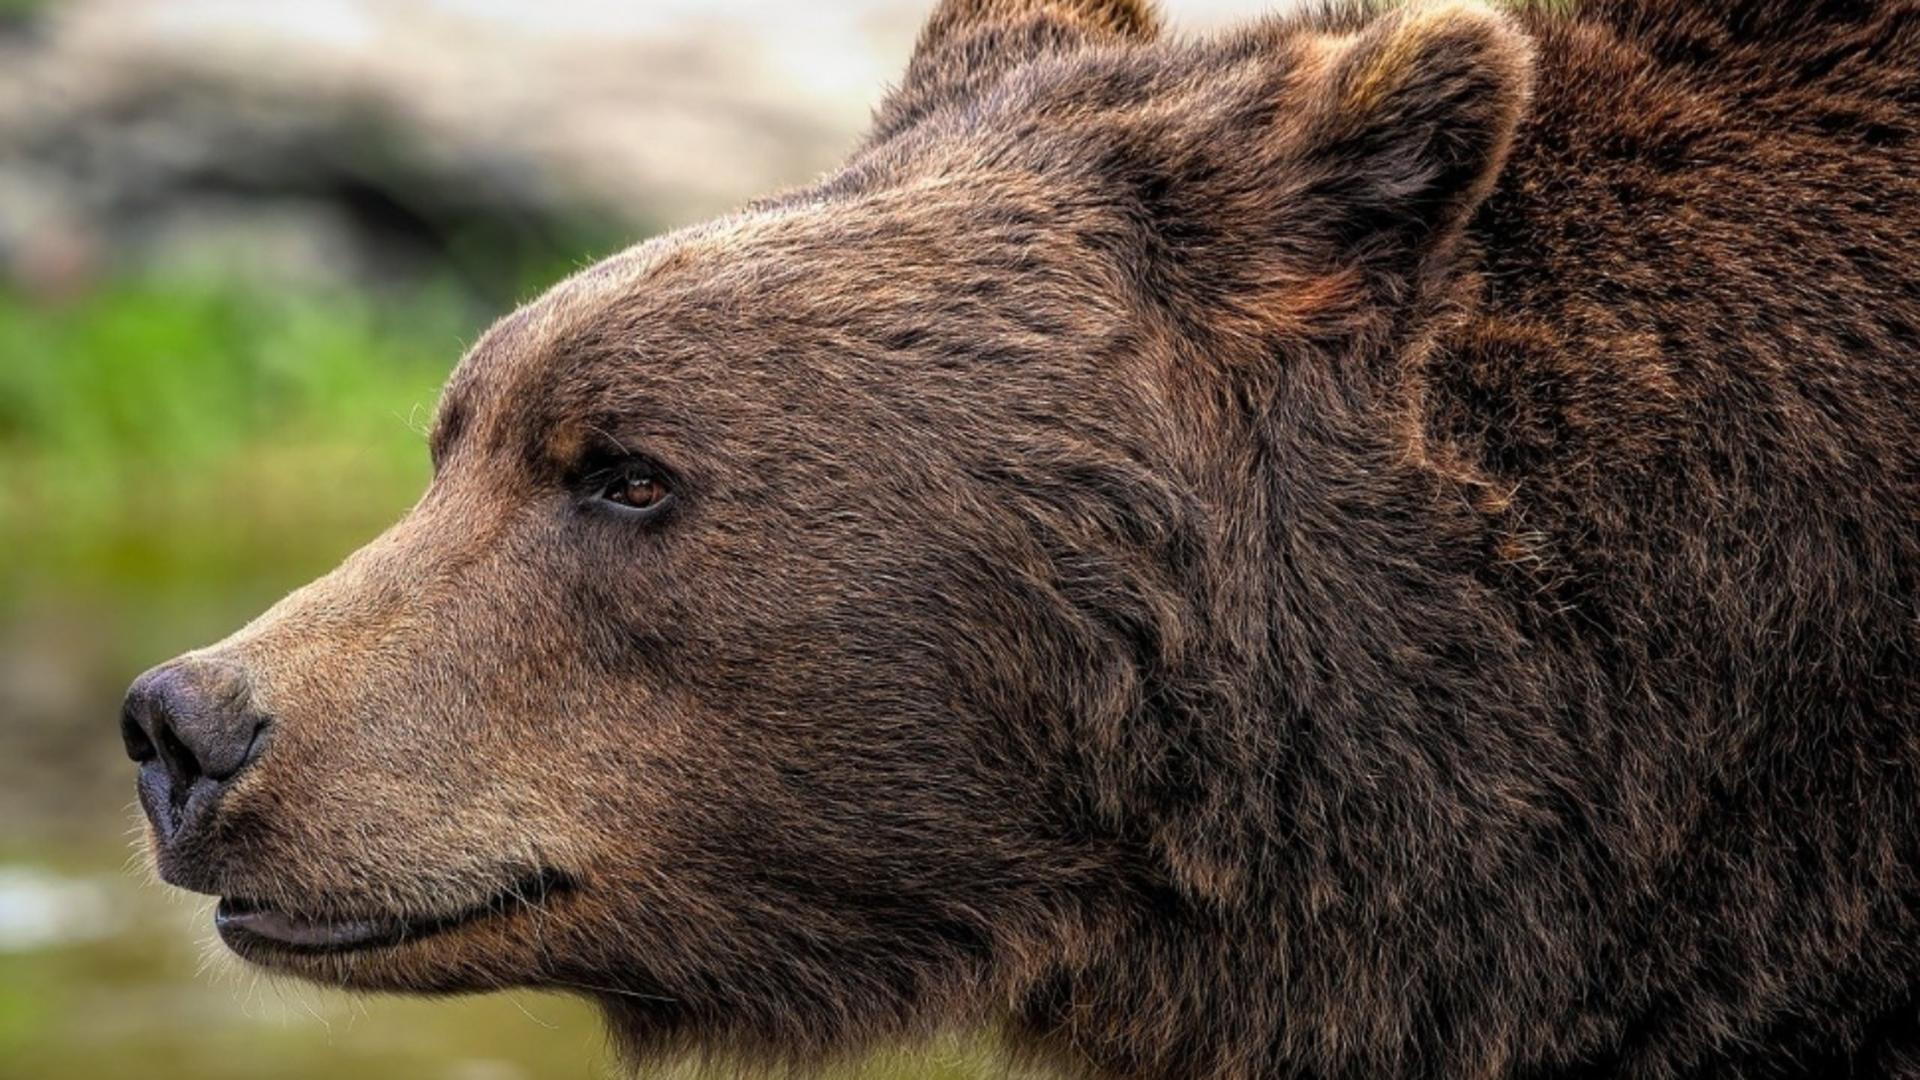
[0,0,49,18]
[0,273,495,703]
[0,276,475,615]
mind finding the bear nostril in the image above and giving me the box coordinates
[120,700,157,764]
[155,722,206,799]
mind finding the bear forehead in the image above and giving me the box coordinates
[436,172,1139,435]
[427,21,1329,459]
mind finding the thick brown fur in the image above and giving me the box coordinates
[129,1,1920,1077]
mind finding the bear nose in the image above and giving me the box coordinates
[121,661,270,840]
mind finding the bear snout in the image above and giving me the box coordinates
[121,658,272,864]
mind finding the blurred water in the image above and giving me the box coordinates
[0,867,121,952]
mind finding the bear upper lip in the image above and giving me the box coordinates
[214,869,570,953]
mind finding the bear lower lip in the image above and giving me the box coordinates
[215,897,404,950]
[215,870,569,954]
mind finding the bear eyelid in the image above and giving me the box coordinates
[572,447,681,523]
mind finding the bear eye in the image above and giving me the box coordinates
[592,462,673,515]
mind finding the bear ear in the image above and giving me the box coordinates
[872,0,1159,142]
[1285,1,1534,278]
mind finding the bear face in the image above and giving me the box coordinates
[121,0,1531,1050]
[121,0,1537,1063]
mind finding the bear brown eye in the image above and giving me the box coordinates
[603,467,669,511]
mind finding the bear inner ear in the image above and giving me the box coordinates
[1290,1,1536,274]
[872,0,1159,142]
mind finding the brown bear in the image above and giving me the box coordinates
[120,0,1920,1077]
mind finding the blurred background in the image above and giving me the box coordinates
[0,0,1267,1076]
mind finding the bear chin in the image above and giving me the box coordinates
[213,871,577,994]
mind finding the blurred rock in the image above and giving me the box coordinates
[0,0,914,297]
[0,0,1273,298]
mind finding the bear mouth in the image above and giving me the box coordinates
[215,869,570,954]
